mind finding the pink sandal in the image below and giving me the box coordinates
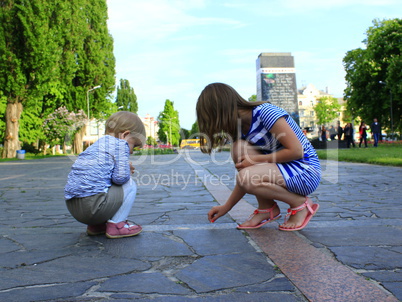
[279,197,319,231]
[237,203,282,230]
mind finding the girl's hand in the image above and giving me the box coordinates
[235,155,264,170]
[208,205,229,223]
[129,162,135,174]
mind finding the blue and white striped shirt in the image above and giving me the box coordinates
[64,135,131,200]
[242,103,321,196]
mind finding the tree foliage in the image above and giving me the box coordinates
[0,0,115,158]
[115,79,138,113]
[43,107,86,148]
[157,100,180,146]
[0,0,61,157]
[190,122,199,137]
[313,96,341,126]
[180,128,190,139]
[343,18,402,134]
[248,95,257,102]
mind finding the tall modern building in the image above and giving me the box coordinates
[256,53,299,124]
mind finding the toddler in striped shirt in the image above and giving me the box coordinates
[65,111,145,238]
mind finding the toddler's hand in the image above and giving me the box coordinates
[129,162,135,174]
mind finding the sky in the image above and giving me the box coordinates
[106,0,401,129]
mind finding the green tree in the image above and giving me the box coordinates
[180,128,190,140]
[78,0,116,118]
[343,18,402,135]
[157,100,180,146]
[313,96,341,126]
[0,0,116,157]
[190,122,199,137]
[248,95,257,102]
[66,0,116,152]
[0,0,61,158]
[146,136,157,146]
[115,79,138,113]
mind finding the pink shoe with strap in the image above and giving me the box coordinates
[237,203,282,230]
[279,197,319,231]
[106,220,142,239]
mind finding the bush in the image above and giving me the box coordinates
[133,148,177,156]
[21,142,40,155]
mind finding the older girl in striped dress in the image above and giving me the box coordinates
[196,83,321,231]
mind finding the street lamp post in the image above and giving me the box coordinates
[379,81,394,140]
[86,85,101,145]
[87,85,102,121]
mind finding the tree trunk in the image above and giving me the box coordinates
[73,125,86,154]
[2,102,23,159]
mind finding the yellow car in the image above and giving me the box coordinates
[180,139,200,149]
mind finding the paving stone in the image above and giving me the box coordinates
[98,232,194,258]
[110,292,303,301]
[99,272,191,295]
[0,255,150,290]
[362,271,402,282]
[235,276,296,292]
[302,226,402,246]
[4,231,84,251]
[0,249,73,269]
[381,282,402,301]
[0,237,20,253]
[0,281,96,302]
[164,209,219,225]
[173,229,256,255]
[330,246,402,269]
[176,253,275,293]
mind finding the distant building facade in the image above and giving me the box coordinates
[140,114,159,142]
[297,84,346,138]
[84,119,106,145]
[83,113,159,145]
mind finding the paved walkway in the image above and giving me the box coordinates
[0,150,401,301]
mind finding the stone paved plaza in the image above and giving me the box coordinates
[0,150,401,301]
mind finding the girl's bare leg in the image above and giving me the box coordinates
[232,140,311,229]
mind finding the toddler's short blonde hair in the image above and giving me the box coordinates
[105,111,146,146]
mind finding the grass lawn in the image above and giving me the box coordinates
[0,153,67,162]
[2,144,401,167]
[316,142,402,167]
[0,148,177,162]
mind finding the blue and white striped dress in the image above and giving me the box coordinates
[242,103,321,196]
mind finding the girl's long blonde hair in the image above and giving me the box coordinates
[196,83,266,154]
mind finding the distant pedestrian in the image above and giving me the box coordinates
[358,121,368,148]
[329,125,337,140]
[370,118,382,147]
[320,125,328,142]
[344,123,356,148]
[64,111,145,239]
[196,83,321,232]
[337,121,343,140]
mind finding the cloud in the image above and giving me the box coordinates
[107,0,243,44]
[223,0,399,16]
